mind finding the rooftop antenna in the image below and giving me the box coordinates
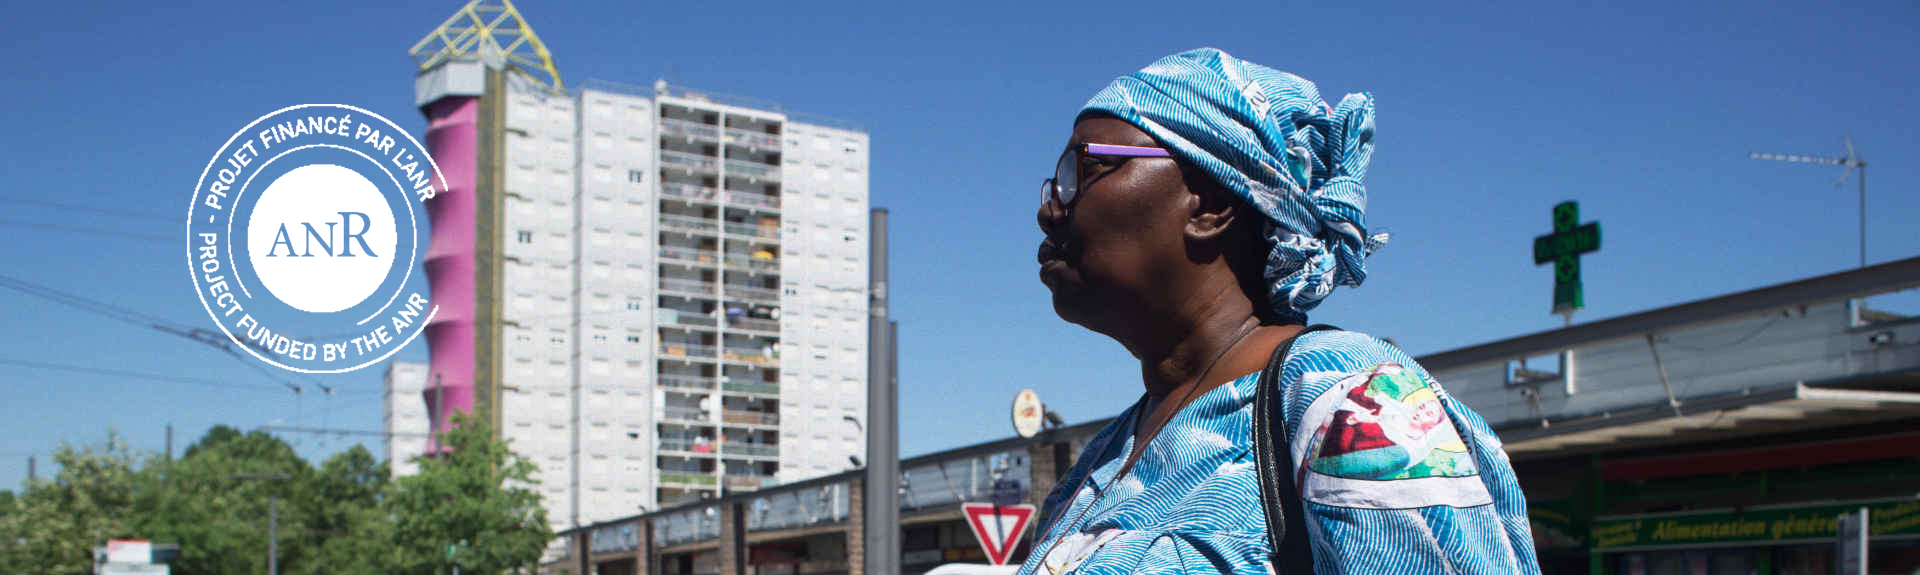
[1750,138,1868,268]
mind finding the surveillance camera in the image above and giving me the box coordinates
[1869,331,1894,346]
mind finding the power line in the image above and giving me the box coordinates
[0,357,293,394]
[257,425,427,438]
[0,219,173,243]
[0,272,341,394]
[5,197,178,224]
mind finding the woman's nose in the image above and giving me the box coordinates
[1036,197,1065,234]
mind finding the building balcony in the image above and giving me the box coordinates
[661,118,719,142]
[659,438,718,455]
[662,406,709,422]
[725,316,779,334]
[660,310,717,330]
[721,347,778,366]
[660,182,719,203]
[725,190,781,211]
[723,284,779,305]
[722,443,778,458]
[659,472,716,487]
[660,213,718,235]
[659,278,716,296]
[657,374,713,392]
[722,222,781,239]
[722,256,780,273]
[658,245,718,265]
[661,151,718,174]
[724,128,779,149]
[724,474,773,491]
[726,279,779,297]
[724,159,780,181]
[721,381,779,396]
[660,343,716,359]
[721,410,779,426]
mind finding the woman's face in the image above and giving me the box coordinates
[1036,117,1190,330]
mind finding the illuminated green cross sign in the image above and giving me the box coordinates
[1533,201,1601,314]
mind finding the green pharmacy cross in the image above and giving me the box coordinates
[1533,201,1601,316]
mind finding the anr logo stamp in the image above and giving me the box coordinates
[187,104,440,373]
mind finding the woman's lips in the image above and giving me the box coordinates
[1037,239,1067,265]
[1038,240,1070,285]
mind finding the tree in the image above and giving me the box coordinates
[139,426,315,575]
[384,411,552,574]
[1,419,553,575]
[293,445,396,575]
[0,432,154,575]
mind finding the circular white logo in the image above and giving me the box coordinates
[246,164,397,313]
[187,104,439,373]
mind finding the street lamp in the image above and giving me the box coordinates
[229,473,292,575]
[843,416,865,467]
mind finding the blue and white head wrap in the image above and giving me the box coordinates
[1081,48,1389,323]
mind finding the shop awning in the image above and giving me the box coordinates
[1498,381,1920,459]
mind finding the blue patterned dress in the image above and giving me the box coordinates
[1017,331,1540,575]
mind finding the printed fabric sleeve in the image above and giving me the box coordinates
[1276,331,1542,574]
[1120,532,1272,575]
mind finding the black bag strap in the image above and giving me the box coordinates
[1252,324,1339,574]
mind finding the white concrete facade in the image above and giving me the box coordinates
[382,360,431,478]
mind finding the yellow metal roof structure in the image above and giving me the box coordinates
[410,0,564,94]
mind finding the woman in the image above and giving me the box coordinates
[1023,49,1540,574]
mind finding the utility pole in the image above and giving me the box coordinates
[269,492,279,575]
[865,208,899,575]
[25,456,32,482]
[231,473,291,575]
[164,423,173,485]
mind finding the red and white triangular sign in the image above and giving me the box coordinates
[962,502,1036,566]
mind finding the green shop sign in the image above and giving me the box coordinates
[1591,499,1920,551]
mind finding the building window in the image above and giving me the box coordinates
[628,169,644,183]
[627,335,641,344]
[517,230,534,243]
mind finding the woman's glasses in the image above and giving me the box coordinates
[1041,143,1172,211]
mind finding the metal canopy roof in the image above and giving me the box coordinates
[1500,377,1920,460]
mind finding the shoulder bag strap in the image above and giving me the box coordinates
[1252,324,1338,574]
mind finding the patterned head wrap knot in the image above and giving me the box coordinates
[1081,48,1388,323]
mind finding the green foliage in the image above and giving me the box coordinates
[0,415,551,575]
[0,432,153,574]
[385,410,553,574]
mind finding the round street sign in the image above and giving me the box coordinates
[1012,389,1044,438]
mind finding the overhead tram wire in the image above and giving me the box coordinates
[0,357,292,394]
[5,197,180,224]
[0,219,175,243]
[0,272,340,395]
[256,424,429,438]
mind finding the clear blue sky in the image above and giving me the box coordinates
[3,1,1916,490]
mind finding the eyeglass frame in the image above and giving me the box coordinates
[1041,143,1173,211]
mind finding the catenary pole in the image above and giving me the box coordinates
[865,209,899,574]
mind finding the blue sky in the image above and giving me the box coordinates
[3,0,1916,489]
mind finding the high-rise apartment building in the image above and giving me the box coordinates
[405,0,870,529]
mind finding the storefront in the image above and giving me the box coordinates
[1411,260,1920,574]
[1589,498,1920,574]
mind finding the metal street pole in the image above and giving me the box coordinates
[865,208,898,575]
[269,493,278,575]
[1858,164,1867,269]
[230,473,291,575]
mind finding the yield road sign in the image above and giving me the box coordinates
[962,502,1036,566]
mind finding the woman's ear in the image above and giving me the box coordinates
[1182,170,1239,244]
